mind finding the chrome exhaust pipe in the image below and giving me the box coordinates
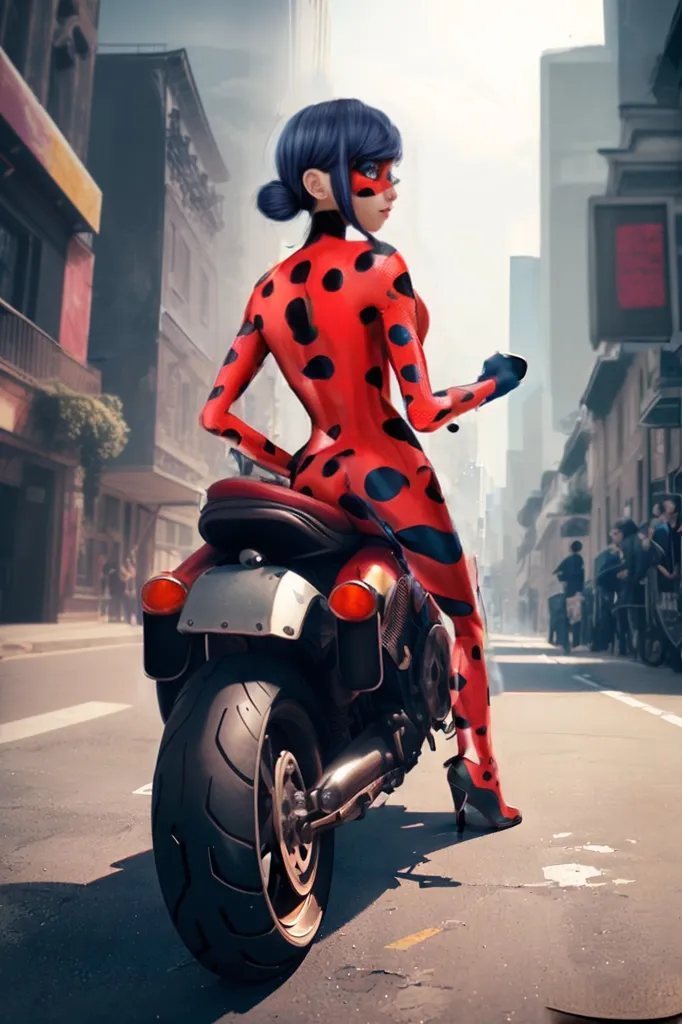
[313,726,396,815]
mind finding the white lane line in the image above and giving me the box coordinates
[0,701,131,745]
[573,674,682,728]
[133,783,153,795]
[1,641,141,662]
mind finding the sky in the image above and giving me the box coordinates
[328,0,606,485]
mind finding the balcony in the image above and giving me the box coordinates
[0,298,101,396]
[639,347,682,428]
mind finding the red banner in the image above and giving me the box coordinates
[616,222,667,310]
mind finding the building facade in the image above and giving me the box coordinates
[0,0,103,622]
[82,49,227,612]
[97,0,333,461]
[507,255,542,450]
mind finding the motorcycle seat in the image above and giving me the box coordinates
[200,479,363,560]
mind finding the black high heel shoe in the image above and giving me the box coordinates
[445,755,522,832]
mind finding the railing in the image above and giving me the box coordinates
[0,297,101,395]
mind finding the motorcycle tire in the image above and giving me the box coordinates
[641,631,664,667]
[152,654,335,982]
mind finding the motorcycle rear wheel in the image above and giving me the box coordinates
[152,654,334,982]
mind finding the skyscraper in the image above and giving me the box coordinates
[540,45,618,443]
[507,256,541,452]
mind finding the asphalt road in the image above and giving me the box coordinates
[1,636,682,1024]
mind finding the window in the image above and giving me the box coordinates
[200,269,210,326]
[0,207,38,315]
[0,219,19,307]
[169,222,176,273]
[174,234,191,300]
[1,0,31,75]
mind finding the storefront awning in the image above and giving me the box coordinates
[0,50,101,233]
[581,353,633,418]
[101,466,204,508]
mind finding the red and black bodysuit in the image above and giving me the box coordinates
[201,208,520,828]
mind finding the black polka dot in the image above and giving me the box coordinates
[262,279,274,298]
[364,466,410,502]
[322,458,340,477]
[432,593,474,616]
[355,250,374,272]
[253,314,264,330]
[360,306,379,324]
[475,726,487,736]
[472,645,482,660]
[299,486,314,496]
[302,355,335,380]
[387,289,398,300]
[372,239,396,256]
[365,366,383,389]
[298,454,316,473]
[285,297,318,345]
[223,348,238,365]
[433,408,449,423]
[482,771,493,782]
[382,417,422,451]
[327,424,341,439]
[290,260,311,284]
[356,187,375,197]
[455,716,470,730]
[221,428,242,444]
[206,427,220,435]
[404,395,414,406]
[456,672,468,690]
[237,320,255,336]
[394,526,463,565]
[338,448,355,458]
[434,389,448,398]
[422,469,445,503]
[208,385,224,400]
[237,381,248,398]
[447,423,460,433]
[339,493,370,519]
[322,268,343,291]
[263,439,276,455]
[388,324,411,346]
[461,391,475,402]
[394,271,414,298]
[400,364,420,383]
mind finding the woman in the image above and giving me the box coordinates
[200,99,522,830]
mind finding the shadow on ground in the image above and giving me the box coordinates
[0,804,488,1024]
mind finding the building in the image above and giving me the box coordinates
[507,256,542,451]
[540,41,618,449]
[97,0,333,457]
[0,0,103,622]
[581,0,682,563]
[83,48,228,610]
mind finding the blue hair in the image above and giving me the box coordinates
[257,98,402,239]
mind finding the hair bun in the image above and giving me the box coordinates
[257,179,302,222]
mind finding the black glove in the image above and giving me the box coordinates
[477,352,522,402]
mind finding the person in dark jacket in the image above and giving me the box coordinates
[652,495,681,593]
[553,541,585,651]
[612,517,661,658]
[593,540,622,652]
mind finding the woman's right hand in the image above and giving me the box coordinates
[477,352,524,401]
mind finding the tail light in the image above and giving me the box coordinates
[328,580,378,622]
[141,575,188,616]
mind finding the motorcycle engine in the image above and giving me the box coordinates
[416,624,452,726]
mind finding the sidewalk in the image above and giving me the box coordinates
[0,621,142,658]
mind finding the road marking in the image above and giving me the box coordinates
[133,783,153,795]
[541,864,606,888]
[0,641,141,662]
[0,701,131,744]
[386,927,443,951]
[573,674,682,727]
[552,832,572,839]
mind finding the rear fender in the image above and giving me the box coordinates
[177,564,325,640]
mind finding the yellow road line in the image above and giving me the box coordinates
[385,927,443,951]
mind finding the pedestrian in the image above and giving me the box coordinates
[552,540,585,653]
[106,558,124,623]
[593,538,621,652]
[652,495,681,594]
[121,553,138,624]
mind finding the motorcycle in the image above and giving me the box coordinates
[142,356,527,983]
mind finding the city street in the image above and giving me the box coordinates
[1,637,682,1024]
